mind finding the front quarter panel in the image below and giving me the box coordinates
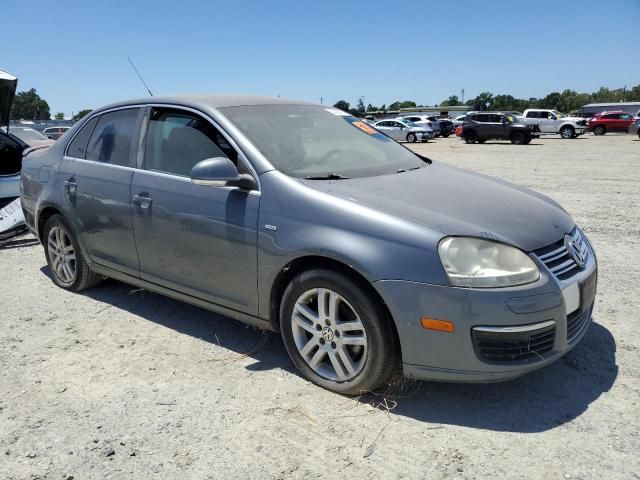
[256,171,449,318]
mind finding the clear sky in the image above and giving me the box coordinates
[3,0,639,116]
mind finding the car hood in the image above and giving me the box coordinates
[562,116,584,123]
[0,70,18,128]
[303,161,574,252]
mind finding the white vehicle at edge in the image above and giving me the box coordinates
[523,108,588,139]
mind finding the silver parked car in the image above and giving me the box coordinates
[373,118,432,142]
[21,95,597,394]
[402,115,441,137]
[1,69,54,206]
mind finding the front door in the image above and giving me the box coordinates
[130,107,260,314]
[60,108,142,276]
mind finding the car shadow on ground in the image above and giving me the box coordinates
[41,269,617,434]
[0,235,40,250]
[472,142,543,146]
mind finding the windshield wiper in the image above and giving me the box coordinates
[304,173,351,180]
[396,166,422,174]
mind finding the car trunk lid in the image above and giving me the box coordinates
[0,69,18,128]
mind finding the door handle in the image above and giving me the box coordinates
[133,194,152,208]
[64,180,77,193]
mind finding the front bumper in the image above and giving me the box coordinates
[374,242,597,382]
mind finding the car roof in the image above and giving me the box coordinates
[93,94,316,115]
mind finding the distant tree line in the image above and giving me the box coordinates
[334,84,640,115]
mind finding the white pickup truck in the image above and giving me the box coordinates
[523,109,588,139]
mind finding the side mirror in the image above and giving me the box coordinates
[550,115,557,120]
[190,157,256,190]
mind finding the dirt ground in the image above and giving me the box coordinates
[1,133,639,480]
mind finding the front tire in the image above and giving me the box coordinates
[593,125,606,136]
[510,131,526,145]
[43,215,102,291]
[280,269,399,395]
[406,133,417,143]
[560,126,575,139]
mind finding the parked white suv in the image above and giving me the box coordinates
[523,109,588,139]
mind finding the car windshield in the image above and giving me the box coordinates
[10,128,47,143]
[220,105,426,178]
[551,110,565,118]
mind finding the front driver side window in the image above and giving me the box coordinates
[143,108,239,177]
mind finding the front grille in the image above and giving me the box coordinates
[472,322,555,362]
[534,228,587,280]
[567,305,592,343]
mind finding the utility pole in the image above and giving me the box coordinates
[320,97,323,105]
[461,88,465,104]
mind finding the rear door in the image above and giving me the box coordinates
[130,106,260,314]
[59,107,142,276]
[617,113,634,131]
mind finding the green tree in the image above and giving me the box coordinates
[72,109,93,122]
[440,95,460,106]
[333,100,350,112]
[356,97,365,113]
[388,100,416,111]
[54,112,65,120]
[10,88,51,120]
[379,104,386,112]
[466,92,494,111]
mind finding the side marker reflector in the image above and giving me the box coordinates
[420,317,455,332]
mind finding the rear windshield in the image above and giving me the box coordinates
[220,105,426,178]
[9,128,47,143]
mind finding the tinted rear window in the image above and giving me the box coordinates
[86,109,140,166]
[67,117,98,159]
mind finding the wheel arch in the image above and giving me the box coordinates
[37,205,63,243]
[267,255,401,358]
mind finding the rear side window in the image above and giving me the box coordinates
[67,116,98,159]
[539,111,549,119]
[526,111,539,118]
[86,108,140,166]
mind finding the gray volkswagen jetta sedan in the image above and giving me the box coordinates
[20,95,597,394]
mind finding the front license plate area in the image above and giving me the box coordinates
[562,282,580,315]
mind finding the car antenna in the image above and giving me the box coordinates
[127,57,154,97]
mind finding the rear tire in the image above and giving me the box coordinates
[560,126,574,139]
[406,133,417,143]
[593,125,606,136]
[43,215,102,291]
[442,133,450,138]
[280,269,399,395]
[477,139,487,144]
[464,131,478,144]
[510,131,526,145]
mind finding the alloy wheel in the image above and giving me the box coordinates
[291,288,368,382]
[47,226,76,284]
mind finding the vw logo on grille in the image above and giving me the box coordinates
[565,234,586,268]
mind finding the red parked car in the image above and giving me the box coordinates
[588,111,635,135]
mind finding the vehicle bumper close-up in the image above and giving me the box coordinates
[374,236,597,383]
[419,132,433,141]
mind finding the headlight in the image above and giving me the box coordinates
[438,237,539,288]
